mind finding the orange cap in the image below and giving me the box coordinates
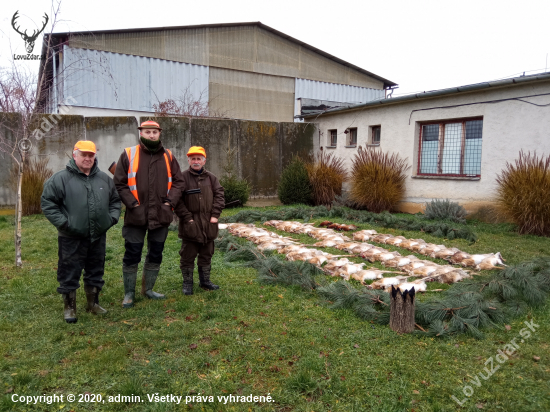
[187,146,206,158]
[73,140,96,153]
[138,120,162,131]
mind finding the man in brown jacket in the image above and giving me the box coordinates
[114,120,185,308]
[175,146,225,295]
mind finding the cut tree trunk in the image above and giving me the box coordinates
[389,285,415,333]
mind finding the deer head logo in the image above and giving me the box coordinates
[11,11,49,54]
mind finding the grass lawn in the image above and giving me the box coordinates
[0,206,549,412]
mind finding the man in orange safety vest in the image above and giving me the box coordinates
[113,120,185,308]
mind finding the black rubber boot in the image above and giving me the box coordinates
[141,266,165,300]
[181,267,194,295]
[84,285,107,315]
[62,290,77,323]
[122,266,138,308]
[199,266,219,291]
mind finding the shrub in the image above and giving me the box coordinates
[424,199,467,223]
[220,175,251,207]
[278,155,313,205]
[9,157,53,216]
[305,151,347,208]
[349,147,409,213]
[496,150,550,236]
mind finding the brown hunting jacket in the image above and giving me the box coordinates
[175,167,225,243]
[114,141,185,229]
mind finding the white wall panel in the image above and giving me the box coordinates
[61,46,209,112]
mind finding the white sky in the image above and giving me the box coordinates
[1,0,549,96]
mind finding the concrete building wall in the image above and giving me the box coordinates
[0,115,315,205]
[306,80,550,213]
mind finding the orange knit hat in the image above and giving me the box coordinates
[138,120,162,131]
[187,146,206,158]
[73,140,96,153]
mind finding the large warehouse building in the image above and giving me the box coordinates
[38,22,396,122]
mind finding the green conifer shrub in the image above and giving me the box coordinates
[220,175,251,207]
[496,150,550,236]
[424,199,467,223]
[277,156,313,205]
[349,147,409,213]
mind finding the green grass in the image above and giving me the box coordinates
[0,207,549,411]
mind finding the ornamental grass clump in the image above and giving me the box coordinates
[10,157,53,216]
[278,155,313,205]
[349,147,409,213]
[424,199,467,223]
[305,151,347,208]
[496,150,550,236]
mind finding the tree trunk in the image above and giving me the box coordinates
[389,285,415,333]
[15,154,24,267]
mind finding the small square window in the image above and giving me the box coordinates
[328,129,337,147]
[371,126,381,144]
[347,128,357,146]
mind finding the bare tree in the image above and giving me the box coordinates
[0,1,62,267]
[152,85,230,118]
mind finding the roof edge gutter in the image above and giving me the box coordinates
[297,72,550,119]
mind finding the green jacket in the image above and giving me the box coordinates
[41,159,121,241]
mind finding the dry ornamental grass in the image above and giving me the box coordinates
[9,157,53,216]
[305,151,347,208]
[496,150,550,236]
[349,147,409,213]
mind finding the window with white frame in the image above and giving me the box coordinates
[328,129,337,147]
[418,118,483,177]
[371,126,381,144]
[347,128,357,146]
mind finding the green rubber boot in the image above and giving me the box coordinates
[62,290,77,323]
[84,285,107,315]
[181,267,194,295]
[141,266,165,300]
[122,266,138,308]
[199,266,219,291]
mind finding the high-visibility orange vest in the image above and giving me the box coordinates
[125,145,173,205]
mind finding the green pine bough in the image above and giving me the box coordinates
[220,206,478,243]
[216,230,550,339]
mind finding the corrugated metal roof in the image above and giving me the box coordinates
[294,78,384,120]
[299,72,550,118]
[61,46,209,112]
[45,22,397,88]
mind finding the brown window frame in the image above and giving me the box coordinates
[417,117,483,177]
[371,126,381,144]
[328,129,337,147]
[347,128,357,146]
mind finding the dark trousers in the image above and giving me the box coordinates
[179,240,215,268]
[122,226,169,268]
[56,234,106,294]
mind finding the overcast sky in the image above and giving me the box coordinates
[1,0,549,96]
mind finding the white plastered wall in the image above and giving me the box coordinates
[305,80,550,213]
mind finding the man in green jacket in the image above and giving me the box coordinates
[41,140,121,323]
